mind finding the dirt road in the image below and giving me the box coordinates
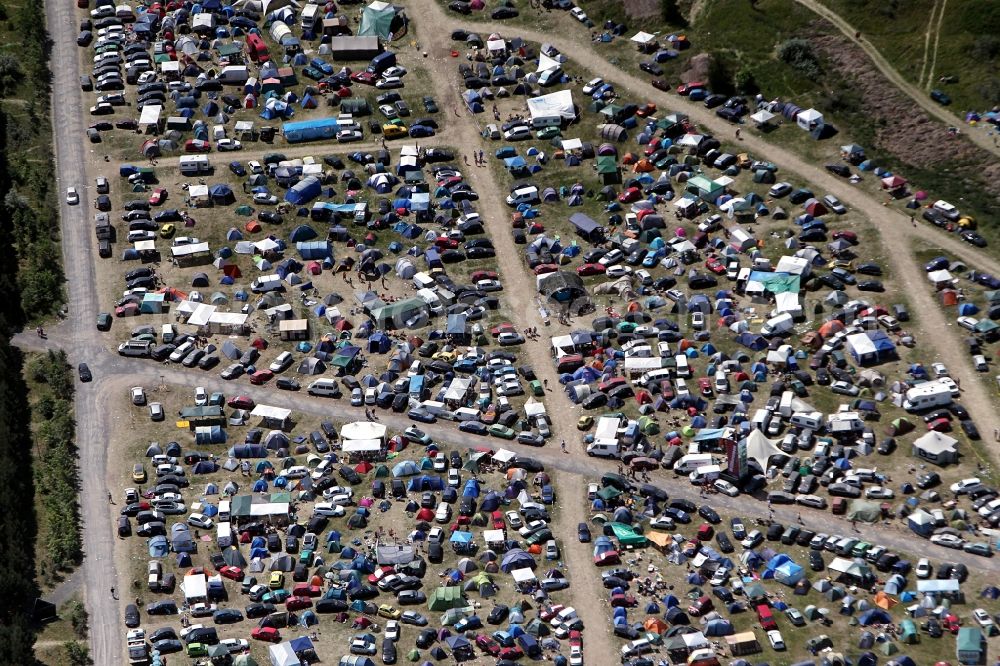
[792,0,997,157]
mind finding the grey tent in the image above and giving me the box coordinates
[192,272,210,287]
[298,357,327,375]
[270,555,294,571]
[221,340,243,359]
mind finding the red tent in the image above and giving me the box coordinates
[355,461,373,473]
[251,337,268,349]
[416,508,434,521]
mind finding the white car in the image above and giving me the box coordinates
[66,187,80,205]
[385,620,400,641]
[447,468,461,487]
[649,516,675,531]
[337,129,363,143]
[375,76,403,89]
[127,229,153,243]
[434,503,451,523]
[766,629,785,651]
[931,362,949,377]
[973,608,994,628]
[216,138,242,151]
[503,126,531,141]
[190,602,217,617]
[188,513,213,529]
[381,66,407,78]
[194,386,207,406]
[569,645,583,666]
[713,479,739,497]
[351,388,363,406]
[313,502,346,518]
[130,386,146,405]
[691,312,705,329]
[950,477,982,494]
[148,402,164,421]
[248,160,264,174]
[957,316,979,331]
[930,533,965,549]
[605,265,631,278]
[321,485,353,500]
[570,6,587,21]
[582,77,603,95]
[220,638,250,654]
[252,192,278,205]
[823,194,847,214]
[505,510,523,528]
[915,558,932,578]
[864,486,894,500]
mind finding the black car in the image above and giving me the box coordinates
[857,280,884,292]
[124,603,140,627]
[153,639,183,654]
[487,604,509,625]
[245,602,275,618]
[639,61,663,76]
[961,419,981,439]
[877,438,896,455]
[916,472,940,489]
[577,522,591,543]
[78,363,93,382]
[276,377,300,391]
[698,505,721,524]
[922,617,943,638]
[422,96,439,113]
[766,523,784,541]
[715,532,733,553]
[229,161,247,176]
[145,600,178,615]
[491,6,518,18]
[150,627,177,643]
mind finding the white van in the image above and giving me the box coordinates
[118,340,152,357]
[161,323,175,344]
[586,441,620,458]
[674,354,691,378]
[251,274,283,293]
[778,391,794,418]
[169,340,194,362]
[416,288,444,315]
[635,368,672,386]
[218,500,230,523]
[761,312,794,336]
[751,408,771,431]
[674,454,714,475]
[216,522,233,548]
[505,185,540,206]
[689,464,722,485]
[307,378,341,397]
[714,369,729,394]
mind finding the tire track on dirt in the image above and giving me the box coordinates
[917,0,938,88]
[925,0,948,90]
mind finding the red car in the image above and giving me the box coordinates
[490,323,516,337]
[593,551,620,566]
[251,626,281,642]
[184,139,211,153]
[617,187,642,203]
[568,631,582,648]
[249,370,273,385]
[533,264,558,276]
[368,566,395,584]
[697,377,713,396]
[433,236,459,249]
[218,565,243,581]
[491,511,504,529]
[471,270,498,282]
[644,139,662,156]
[475,635,501,656]
[285,596,312,611]
[350,71,376,85]
[292,583,323,597]
[677,81,705,95]
[705,257,726,275]
[539,604,565,622]
[148,188,167,205]
[927,417,951,432]
[576,263,606,276]
[227,395,256,409]
[635,102,657,117]
[499,647,523,659]
[831,230,858,243]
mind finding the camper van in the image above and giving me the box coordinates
[178,155,211,176]
[902,380,954,412]
[530,115,563,129]
[750,408,771,432]
[300,3,320,31]
[790,411,822,430]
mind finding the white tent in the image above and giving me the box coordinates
[630,31,656,45]
[796,108,823,131]
[742,430,783,470]
[526,89,575,121]
[750,109,775,127]
[535,52,562,74]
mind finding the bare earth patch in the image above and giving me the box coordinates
[811,32,1000,202]
[623,0,659,19]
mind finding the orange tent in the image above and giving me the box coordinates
[622,152,638,165]
[644,617,668,634]
[940,290,958,306]
[527,544,542,555]
[874,591,897,609]
[818,320,845,338]
[245,220,262,233]
[633,159,654,173]
[678,339,694,351]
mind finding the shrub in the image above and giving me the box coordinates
[777,38,822,80]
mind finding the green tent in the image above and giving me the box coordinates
[880,642,898,656]
[374,464,390,478]
[608,522,647,547]
[427,586,464,611]
[846,500,882,523]
[596,486,621,502]
[596,156,620,185]
[359,3,398,39]
[234,655,260,666]
[407,649,421,662]
[899,620,918,644]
